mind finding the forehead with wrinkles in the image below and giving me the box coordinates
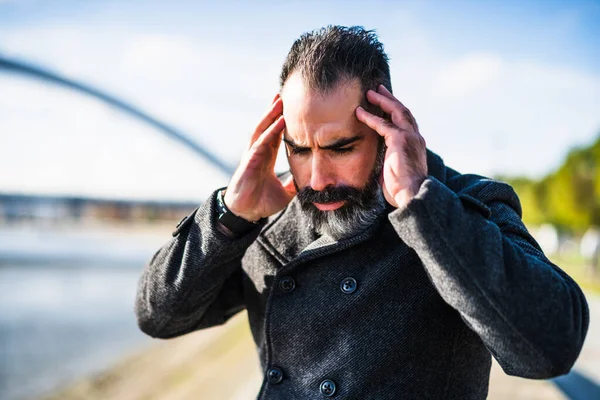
[281,72,366,146]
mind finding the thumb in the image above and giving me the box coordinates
[282,174,297,197]
[379,171,395,207]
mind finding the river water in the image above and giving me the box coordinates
[0,225,172,400]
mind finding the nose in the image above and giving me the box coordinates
[310,154,336,192]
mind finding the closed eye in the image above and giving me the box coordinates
[289,146,354,155]
[290,146,310,155]
[332,147,353,154]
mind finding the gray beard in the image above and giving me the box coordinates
[314,186,386,240]
[299,146,387,240]
[294,140,387,240]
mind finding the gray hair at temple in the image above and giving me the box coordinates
[279,25,393,110]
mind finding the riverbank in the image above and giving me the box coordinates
[0,223,179,400]
[41,312,262,400]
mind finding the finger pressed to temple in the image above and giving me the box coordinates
[256,115,286,148]
[355,106,395,139]
[377,85,395,100]
[365,90,416,133]
[366,89,404,114]
[251,99,284,146]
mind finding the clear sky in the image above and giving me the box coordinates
[1,0,599,201]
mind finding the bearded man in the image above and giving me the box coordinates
[135,26,589,399]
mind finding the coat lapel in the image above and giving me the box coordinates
[257,197,319,266]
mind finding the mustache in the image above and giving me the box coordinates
[296,185,365,206]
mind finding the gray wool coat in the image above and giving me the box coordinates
[135,149,589,400]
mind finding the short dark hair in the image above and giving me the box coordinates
[279,25,392,100]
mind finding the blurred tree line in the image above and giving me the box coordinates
[497,135,600,235]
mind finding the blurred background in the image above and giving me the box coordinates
[0,0,599,399]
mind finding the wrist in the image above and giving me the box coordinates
[223,189,261,222]
[394,176,426,209]
[216,189,263,237]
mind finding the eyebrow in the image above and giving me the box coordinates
[283,135,363,150]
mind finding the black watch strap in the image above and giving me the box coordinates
[216,189,261,237]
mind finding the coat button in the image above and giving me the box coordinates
[267,367,284,384]
[319,379,336,396]
[279,276,296,292]
[340,277,357,294]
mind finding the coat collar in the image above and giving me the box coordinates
[257,148,446,268]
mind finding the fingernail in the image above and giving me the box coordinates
[357,106,364,111]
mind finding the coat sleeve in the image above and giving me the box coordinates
[134,189,264,339]
[388,176,589,379]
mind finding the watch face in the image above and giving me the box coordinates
[214,188,259,236]
[217,190,228,216]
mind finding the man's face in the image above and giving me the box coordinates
[281,72,386,238]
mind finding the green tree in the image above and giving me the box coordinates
[501,134,600,234]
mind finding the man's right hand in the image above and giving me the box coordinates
[223,94,297,222]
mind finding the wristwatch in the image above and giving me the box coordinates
[216,189,262,237]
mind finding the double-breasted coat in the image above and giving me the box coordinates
[135,149,589,399]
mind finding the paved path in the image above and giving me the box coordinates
[553,370,600,399]
[568,294,600,383]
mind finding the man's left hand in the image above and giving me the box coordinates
[356,85,428,209]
